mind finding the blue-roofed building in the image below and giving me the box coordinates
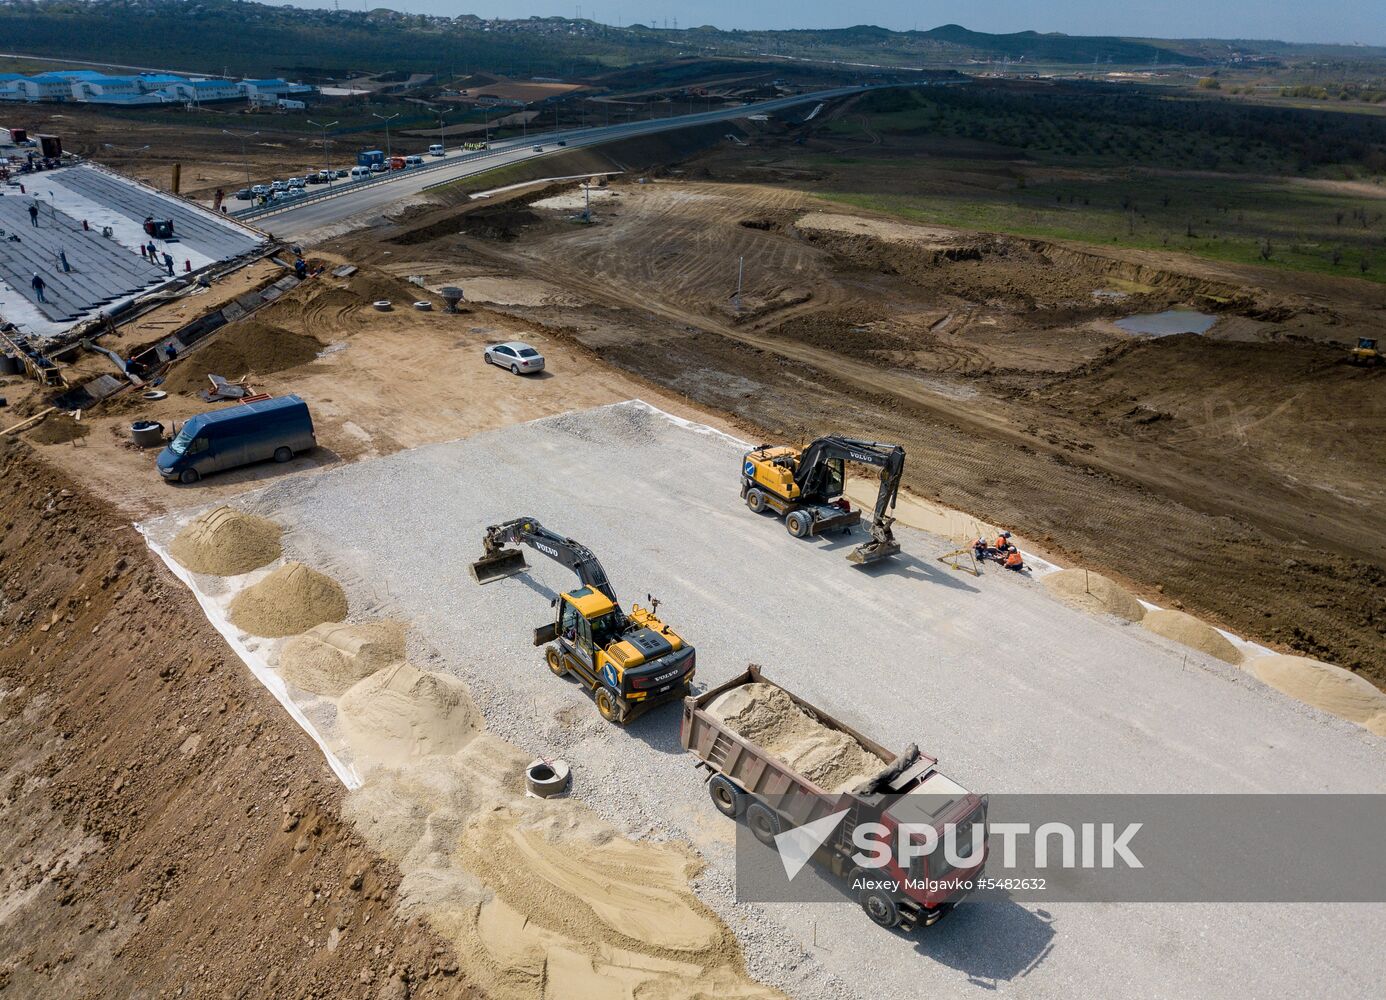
[160,78,242,103]
[72,75,142,101]
[14,74,75,101]
[136,73,185,93]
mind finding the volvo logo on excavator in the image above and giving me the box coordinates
[535,542,560,559]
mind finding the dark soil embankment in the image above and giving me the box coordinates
[25,413,92,446]
[0,440,477,998]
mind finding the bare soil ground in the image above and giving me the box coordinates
[353,171,1385,685]
[0,440,477,999]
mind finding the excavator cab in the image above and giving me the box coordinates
[1350,338,1381,366]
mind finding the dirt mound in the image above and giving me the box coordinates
[337,662,477,768]
[26,412,90,445]
[168,505,282,576]
[1247,654,1386,728]
[162,319,322,394]
[1043,569,1146,622]
[1141,609,1241,664]
[227,561,348,638]
[278,620,406,696]
[707,680,882,792]
[1368,714,1386,738]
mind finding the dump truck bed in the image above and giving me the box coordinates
[680,665,934,829]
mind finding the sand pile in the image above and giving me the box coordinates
[227,561,347,637]
[706,681,882,793]
[338,662,478,768]
[1043,568,1146,622]
[168,505,282,576]
[1367,714,1386,738]
[1247,654,1386,729]
[278,620,406,696]
[343,728,781,1000]
[1141,609,1241,664]
[162,319,322,394]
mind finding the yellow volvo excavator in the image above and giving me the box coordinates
[470,517,695,723]
[741,435,905,565]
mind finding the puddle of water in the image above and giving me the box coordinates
[1115,309,1216,337]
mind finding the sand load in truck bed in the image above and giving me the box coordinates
[706,681,883,793]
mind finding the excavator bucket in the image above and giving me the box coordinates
[470,546,529,585]
[847,539,901,566]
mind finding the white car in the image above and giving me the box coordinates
[428,144,445,157]
[270,179,287,192]
[288,176,306,189]
[484,341,545,375]
[251,183,269,197]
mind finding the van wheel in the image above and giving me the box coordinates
[179,468,200,484]
[746,802,781,847]
[273,446,293,463]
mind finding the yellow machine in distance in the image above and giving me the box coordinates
[741,435,905,564]
[470,517,696,723]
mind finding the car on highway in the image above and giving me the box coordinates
[233,188,253,200]
[288,176,306,189]
[404,154,425,168]
[270,179,288,192]
[306,171,327,184]
[349,166,371,180]
[428,143,445,157]
[370,162,387,173]
[557,140,567,146]
[251,184,270,197]
[483,341,545,375]
[533,145,543,152]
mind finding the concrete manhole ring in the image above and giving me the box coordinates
[141,390,168,401]
[525,758,571,798]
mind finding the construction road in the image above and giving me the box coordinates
[166,402,1386,1000]
[244,85,872,240]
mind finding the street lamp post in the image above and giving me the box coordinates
[220,129,259,188]
[372,112,400,159]
[307,119,339,184]
[436,109,451,155]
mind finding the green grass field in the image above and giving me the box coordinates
[809,86,1386,282]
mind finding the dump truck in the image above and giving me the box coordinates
[471,517,695,723]
[681,666,986,930]
[741,436,904,564]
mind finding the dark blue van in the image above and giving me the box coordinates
[157,395,316,484]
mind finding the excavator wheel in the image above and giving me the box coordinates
[785,510,812,539]
[595,685,624,724]
[546,647,567,677]
[746,489,767,514]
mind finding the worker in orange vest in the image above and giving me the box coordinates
[1004,550,1024,572]
[994,530,1012,552]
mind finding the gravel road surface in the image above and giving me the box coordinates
[234,401,1386,999]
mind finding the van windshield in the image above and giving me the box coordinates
[169,423,197,455]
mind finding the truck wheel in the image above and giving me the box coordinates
[179,468,200,484]
[860,887,902,929]
[273,446,293,463]
[594,685,623,724]
[785,510,811,538]
[746,488,766,513]
[746,802,781,847]
[708,775,745,818]
[546,647,567,677]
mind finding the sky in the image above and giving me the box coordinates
[280,1,1384,47]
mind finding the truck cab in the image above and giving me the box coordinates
[534,585,695,723]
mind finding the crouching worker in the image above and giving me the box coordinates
[1004,549,1025,572]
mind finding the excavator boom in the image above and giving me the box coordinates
[469,517,618,603]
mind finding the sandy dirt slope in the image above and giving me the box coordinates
[0,441,476,999]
